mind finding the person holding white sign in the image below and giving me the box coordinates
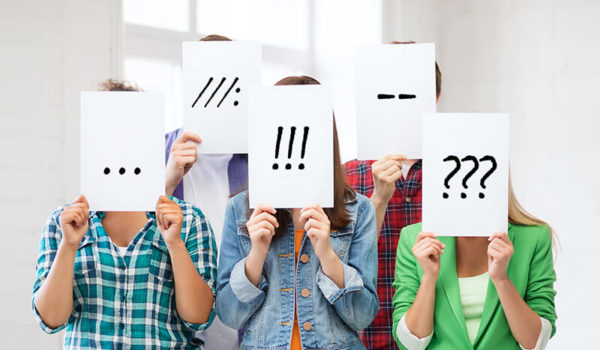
[346,40,442,350]
[391,185,557,349]
[165,34,248,350]
[32,81,218,349]
[216,76,379,350]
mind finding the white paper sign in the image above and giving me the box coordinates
[248,85,333,208]
[81,92,165,211]
[183,41,261,153]
[356,43,436,159]
[422,113,509,236]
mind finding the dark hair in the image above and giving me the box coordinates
[390,40,442,99]
[248,75,355,238]
[200,34,232,42]
[98,79,141,92]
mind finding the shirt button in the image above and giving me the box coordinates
[300,254,309,263]
[119,323,125,330]
[303,322,312,331]
[405,197,412,203]
[301,288,310,298]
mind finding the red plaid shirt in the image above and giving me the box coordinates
[345,159,422,350]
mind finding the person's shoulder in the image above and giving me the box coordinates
[510,223,552,246]
[401,223,422,242]
[344,159,374,173]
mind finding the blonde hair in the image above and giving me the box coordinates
[508,177,559,250]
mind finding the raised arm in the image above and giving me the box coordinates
[370,154,405,236]
[156,196,216,326]
[34,195,89,330]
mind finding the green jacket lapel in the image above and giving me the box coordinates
[473,225,515,347]
[438,236,472,348]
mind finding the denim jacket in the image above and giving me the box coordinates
[216,191,379,350]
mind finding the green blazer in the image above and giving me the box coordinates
[392,223,557,350]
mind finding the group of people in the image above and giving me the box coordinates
[32,35,557,350]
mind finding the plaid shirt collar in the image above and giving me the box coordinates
[85,211,168,251]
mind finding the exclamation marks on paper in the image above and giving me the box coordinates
[272,126,310,170]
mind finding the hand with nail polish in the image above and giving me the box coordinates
[412,231,445,280]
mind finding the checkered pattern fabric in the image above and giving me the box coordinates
[345,160,422,350]
[32,197,217,349]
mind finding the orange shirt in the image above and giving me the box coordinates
[290,230,303,350]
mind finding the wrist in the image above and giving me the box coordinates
[491,274,511,287]
[319,249,339,269]
[59,239,80,252]
[249,245,269,261]
[370,192,391,210]
[165,237,185,252]
[421,272,439,285]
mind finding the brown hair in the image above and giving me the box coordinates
[390,40,442,99]
[249,75,356,238]
[200,34,232,42]
[98,79,141,92]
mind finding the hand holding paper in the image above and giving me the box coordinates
[156,196,184,246]
[58,195,90,249]
[165,131,202,196]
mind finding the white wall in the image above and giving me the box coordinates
[0,0,119,348]
[383,0,600,347]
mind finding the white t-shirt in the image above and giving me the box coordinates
[182,153,233,252]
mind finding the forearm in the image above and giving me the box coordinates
[245,248,267,287]
[405,275,437,338]
[370,194,388,237]
[494,278,542,349]
[168,241,214,324]
[320,251,344,288]
[165,181,177,197]
[34,242,77,328]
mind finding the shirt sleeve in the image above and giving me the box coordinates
[315,198,380,331]
[32,207,78,334]
[395,314,433,350]
[524,226,557,336]
[180,205,218,331]
[216,199,269,329]
[391,225,423,349]
[519,317,552,350]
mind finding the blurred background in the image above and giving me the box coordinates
[1,0,598,348]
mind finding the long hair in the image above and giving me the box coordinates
[508,176,559,251]
[247,75,355,238]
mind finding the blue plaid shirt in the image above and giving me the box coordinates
[32,197,217,349]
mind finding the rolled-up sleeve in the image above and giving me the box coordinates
[216,199,268,330]
[316,198,379,331]
[32,207,76,334]
[524,226,557,337]
[180,205,219,331]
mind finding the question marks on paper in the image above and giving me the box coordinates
[273,126,310,170]
[442,155,497,199]
[191,77,241,108]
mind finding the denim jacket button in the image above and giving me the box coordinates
[300,254,309,263]
[303,322,312,331]
[301,288,310,298]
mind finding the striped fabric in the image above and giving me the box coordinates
[32,197,217,349]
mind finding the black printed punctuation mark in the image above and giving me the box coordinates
[377,93,417,100]
[460,156,479,199]
[478,155,497,199]
[272,126,310,170]
[103,167,142,175]
[191,77,240,108]
[442,156,461,199]
[298,127,309,170]
[272,126,283,170]
[442,155,498,199]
